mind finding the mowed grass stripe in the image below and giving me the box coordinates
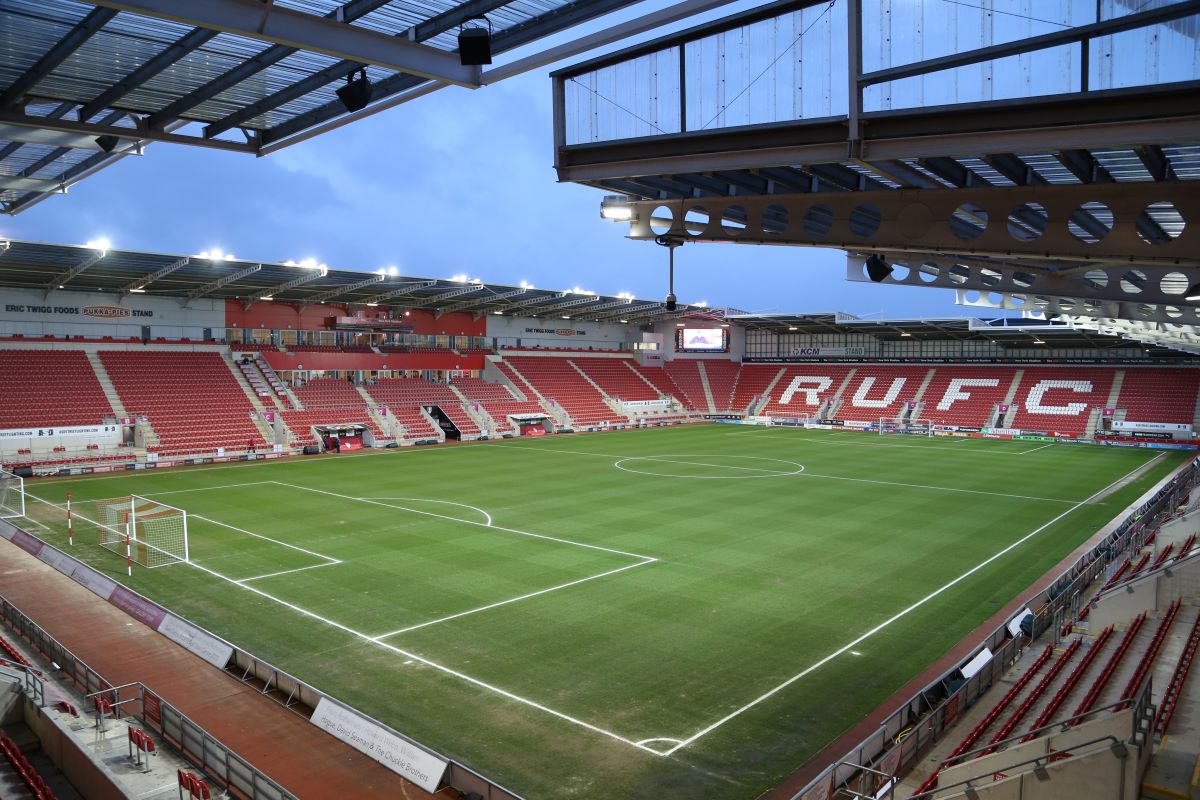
[14,426,1187,800]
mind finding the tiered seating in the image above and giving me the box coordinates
[729,365,781,413]
[831,366,930,422]
[1176,533,1197,560]
[230,342,277,352]
[1022,626,1114,741]
[364,379,481,438]
[1008,368,1114,435]
[99,351,264,458]
[1116,600,1180,709]
[0,633,34,671]
[281,379,384,445]
[1155,608,1200,736]
[980,639,1080,755]
[630,363,690,407]
[664,360,710,412]
[0,731,57,800]
[341,343,376,353]
[920,367,1014,428]
[915,645,1054,793]
[760,366,855,417]
[701,360,742,411]
[572,358,659,401]
[1,449,132,472]
[504,356,624,426]
[1067,613,1146,724]
[451,377,544,428]
[1115,368,1200,424]
[0,349,113,429]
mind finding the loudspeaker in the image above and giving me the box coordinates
[458,27,492,65]
[302,445,321,455]
[12,466,33,478]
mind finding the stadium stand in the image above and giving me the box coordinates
[281,379,386,445]
[0,730,58,800]
[571,357,659,401]
[762,365,855,417]
[503,356,625,426]
[287,344,342,353]
[99,351,266,457]
[364,379,481,438]
[451,376,544,430]
[1114,367,1200,424]
[920,367,1012,428]
[1007,367,1114,436]
[0,350,113,429]
[630,362,686,404]
[730,364,781,414]
[700,360,743,412]
[663,360,710,412]
[831,365,931,421]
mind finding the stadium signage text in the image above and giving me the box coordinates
[4,304,152,317]
[0,423,119,440]
[788,346,866,357]
[524,327,586,335]
[310,698,447,791]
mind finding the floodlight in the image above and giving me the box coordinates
[865,254,892,282]
[95,134,120,153]
[600,195,635,222]
[336,70,372,113]
[458,17,492,66]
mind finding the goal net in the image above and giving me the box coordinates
[0,470,24,519]
[96,496,188,568]
[880,418,933,437]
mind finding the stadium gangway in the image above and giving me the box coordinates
[0,660,44,707]
[1154,607,1200,738]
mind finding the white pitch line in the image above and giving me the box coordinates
[191,513,340,565]
[724,429,1033,454]
[271,481,654,561]
[1018,443,1054,455]
[493,443,1080,503]
[139,481,274,497]
[360,497,494,527]
[373,557,657,639]
[658,452,1167,756]
[177,556,661,755]
[238,561,343,583]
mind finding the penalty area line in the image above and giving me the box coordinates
[372,557,657,639]
[177,557,664,755]
[659,452,1166,757]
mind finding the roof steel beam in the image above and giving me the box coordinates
[359,280,440,306]
[244,268,328,309]
[84,0,479,87]
[204,0,513,139]
[508,291,570,309]
[0,112,254,153]
[187,263,262,301]
[45,249,105,293]
[261,0,643,147]
[0,7,117,109]
[298,273,385,308]
[439,286,530,314]
[570,299,636,320]
[0,176,67,194]
[121,256,190,297]
[594,302,662,321]
[79,27,220,121]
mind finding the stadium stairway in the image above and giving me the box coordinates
[85,352,126,417]
[701,360,741,412]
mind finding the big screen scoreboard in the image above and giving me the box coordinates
[676,327,729,353]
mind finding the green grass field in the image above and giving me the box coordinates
[16,425,1188,799]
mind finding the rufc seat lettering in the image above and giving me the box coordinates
[779,376,833,406]
[936,378,999,410]
[851,376,906,408]
[1024,380,1093,415]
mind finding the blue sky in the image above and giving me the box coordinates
[0,1,969,319]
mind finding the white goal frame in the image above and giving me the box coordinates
[96,495,189,568]
[880,417,934,438]
[0,470,25,519]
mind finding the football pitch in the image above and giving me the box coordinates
[16,425,1189,799]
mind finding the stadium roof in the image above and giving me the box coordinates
[0,238,714,322]
[728,311,1200,356]
[0,0,730,215]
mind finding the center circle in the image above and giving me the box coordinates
[613,454,805,479]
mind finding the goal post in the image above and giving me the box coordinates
[0,470,25,519]
[880,418,934,438]
[96,495,188,568]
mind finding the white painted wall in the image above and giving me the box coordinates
[0,288,224,339]
[486,314,634,350]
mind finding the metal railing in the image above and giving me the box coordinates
[0,595,295,800]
